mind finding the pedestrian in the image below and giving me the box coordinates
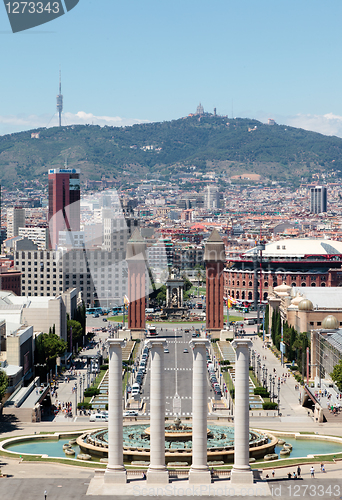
[320,463,325,472]
[310,466,315,478]
[297,466,301,478]
[272,469,275,478]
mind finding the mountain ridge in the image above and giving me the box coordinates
[1,115,342,187]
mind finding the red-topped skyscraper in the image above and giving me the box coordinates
[48,168,80,249]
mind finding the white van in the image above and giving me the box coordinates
[89,413,108,422]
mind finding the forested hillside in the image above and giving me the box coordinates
[1,115,342,187]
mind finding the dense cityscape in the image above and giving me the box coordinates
[2,2,342,498]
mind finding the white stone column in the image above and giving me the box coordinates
[231,339,254,484]
[105,339,127,483]
[146,338,169,484]
[189,339,211,484]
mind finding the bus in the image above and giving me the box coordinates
[86,307,103,316]
[146,325,157,336]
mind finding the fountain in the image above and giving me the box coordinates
[76,417,276,464]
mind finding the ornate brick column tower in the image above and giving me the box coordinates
[126,229,147,339]
[204,229,225,335]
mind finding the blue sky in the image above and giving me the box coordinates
[1,0,342,136]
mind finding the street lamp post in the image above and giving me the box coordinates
[256,358,259,382]
[262,365,265,388]
[265,367,268,390]
[79,378,82,404]
[82,374,85,402]
[269,374,272,399]
[277,378,281,414]
[272,376,275,402]
[74,383,77,416]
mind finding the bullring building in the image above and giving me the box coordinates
[224,238,342,303]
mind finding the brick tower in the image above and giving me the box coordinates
[204,229,225,335]
[126,229,147,339]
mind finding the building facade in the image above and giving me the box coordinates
[48,168,80,249]
[310,186,327,214]
[7,207,25,238]
[224,238,342,303]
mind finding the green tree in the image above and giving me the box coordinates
[0,368,8,402]
[331,360,342,391]
[35,333,67,375]
[264,304,269,336]
[74,302,86,335]
[155,285,166,306]
[67,319,83,349]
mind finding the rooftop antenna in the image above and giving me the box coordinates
[56,68,63,127]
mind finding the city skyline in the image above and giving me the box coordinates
[1,1,342,137]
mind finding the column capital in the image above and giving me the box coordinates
[189,339,210,350]
[145,338,167,349]
[231,338,253,350]
[107,339,125,348]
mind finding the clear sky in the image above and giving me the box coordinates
[1,0,342,137]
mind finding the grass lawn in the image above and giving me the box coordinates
[224,314,243,322]
[108,315,125,322]
[189,286,206,296]
[249,369,262,388]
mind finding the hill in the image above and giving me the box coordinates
[1,115,342,187]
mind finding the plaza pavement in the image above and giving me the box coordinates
[1,453,342,500]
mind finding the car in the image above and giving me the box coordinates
[89,413,108,422]
[131,389,140,397]
[183,348,188,353]
[94,314,99,318]
[102,318,108,322]
[164,348,169,353]
[123,410,138,417]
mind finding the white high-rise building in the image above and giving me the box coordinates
[204,185,220,209]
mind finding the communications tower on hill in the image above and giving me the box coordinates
[56,70,63,127]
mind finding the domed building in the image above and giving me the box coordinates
[321,315,339,330]
[267,284,342,386]
[298,299,314,311]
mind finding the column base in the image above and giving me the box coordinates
[220,329,233,341]
[230,467,254,485]
[118,329,131,340]
[130,329,145,340]
[146,467,169,484]
[104,466,127,484]
[189,467,212,484]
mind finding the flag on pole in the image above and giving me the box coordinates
[123,295,130,306]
